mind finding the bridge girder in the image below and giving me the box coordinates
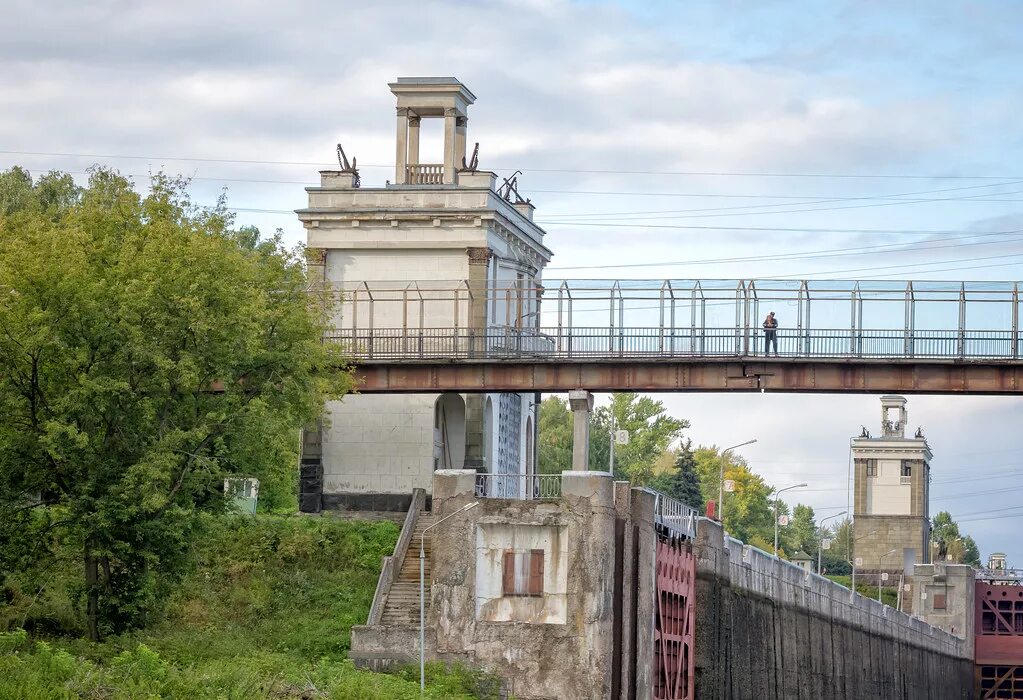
[352,359,1023,394]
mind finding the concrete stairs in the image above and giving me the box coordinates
[380,512,434,625]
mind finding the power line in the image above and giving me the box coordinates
[4,148,1021,180]
[541,180,1023,219]
[547,230,1023,271]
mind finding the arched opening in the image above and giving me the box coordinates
[483,396,495,474]
[433,393,466,470]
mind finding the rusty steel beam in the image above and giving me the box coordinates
[351,359,1023,394]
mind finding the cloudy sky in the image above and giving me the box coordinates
[3,1,1023,564]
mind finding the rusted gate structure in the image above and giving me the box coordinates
[652,495,698,700]
[976,572,1023,698]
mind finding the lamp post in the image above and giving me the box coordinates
[773,483,807,556]
[420,501,478,693]
[850,529,878,594]
[878,548,899,603]
[718,439,757,520]
[817,510,847,574]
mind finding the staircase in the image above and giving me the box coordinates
[380,512,434,625]
[350,491,434,670]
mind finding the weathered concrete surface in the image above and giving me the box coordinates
[429,469,616,700]
[911,563,975,654]
[694,519,973,700]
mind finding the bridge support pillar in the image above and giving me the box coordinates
[568,389,594,471]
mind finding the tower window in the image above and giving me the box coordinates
[866,460,877,477]
[901,462,912,477]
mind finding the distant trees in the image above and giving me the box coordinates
[0,168,353,640]
[649,440,703,511]
[536,393,687,481]
[931,511,981,567]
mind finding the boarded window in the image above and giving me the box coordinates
[933,594,946,610]
[502,549,544,597]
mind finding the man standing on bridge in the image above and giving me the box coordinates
[763,311,779,355]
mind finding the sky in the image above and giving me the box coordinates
[2,0,1023,564]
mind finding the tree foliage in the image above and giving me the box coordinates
[0,168,353,639]
[931,511,981,566]
[536,393,688,481]
[648,440,703,511]
[589,393,688,481]
[537,396,573,474]
[790,504,818,557]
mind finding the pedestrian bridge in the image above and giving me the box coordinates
[327,278,1023,394]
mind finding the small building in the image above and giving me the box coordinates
[790,550,813,573]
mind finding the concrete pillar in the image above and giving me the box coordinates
[454,116,468,170]
[463,247,492,470]
[432,468,479,516]
[407,115,420,166]
[395,107,409,184]
[443,108,458,184]
[568,390,594,471]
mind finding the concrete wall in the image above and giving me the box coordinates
[911,563,975,652]
[694,518,973,700]
[429,470,616,700]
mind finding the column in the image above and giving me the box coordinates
[463,246,493,470]
[443,108,458,184]
[454,116,468,170]
[395,107,409,184]
[407,115,421,167]
[568,389,594,471]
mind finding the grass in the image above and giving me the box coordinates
[0,514,501,699]
[825,574,900,609]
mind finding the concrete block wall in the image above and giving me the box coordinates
[321,395,436,507]
[694,518,972,699]
[429,470,617,700]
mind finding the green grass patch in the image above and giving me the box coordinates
[1,514,500,699]
[826,574,900,608]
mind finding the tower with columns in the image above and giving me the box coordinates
[296,77,552,511]
[852,395,932,582]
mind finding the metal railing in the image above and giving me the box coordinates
[326,326,1023,361]
[321,278,1023,362]
[650,490,699,540]
[405,164,444,184]
[474,473,563,500]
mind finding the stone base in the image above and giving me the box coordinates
[322,492,432,513]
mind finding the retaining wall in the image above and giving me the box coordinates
[693,519,973,699]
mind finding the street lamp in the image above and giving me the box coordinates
[817,510,847,574]
[718,439,757,520]
[878,548,899,603]
[420,501,478,692]
[850,530,878,593]
[773,482,807,557]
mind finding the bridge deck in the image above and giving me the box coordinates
[352,356,1023,394]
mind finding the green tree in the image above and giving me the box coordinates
[790,504,818,558]
[649,440,703,511]
[931,511,960,559]
[818,518,852,576]
[960,535,981,567]
[931,511,982,566]
[537,396,573,474]
[589,393,688,482]
[0,168,352,640]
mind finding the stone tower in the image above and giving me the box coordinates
[295,77,552,512]
[852,396,932,582]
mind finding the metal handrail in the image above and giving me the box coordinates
[325,326,1023,362]
[474,473,563,500]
